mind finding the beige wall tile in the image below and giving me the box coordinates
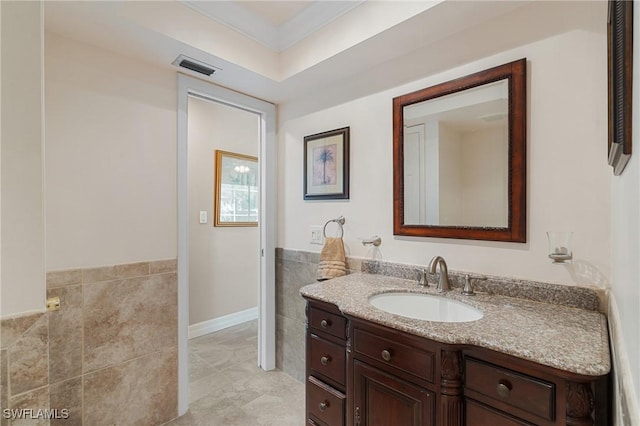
[81,265,118,284]
[83,273,177,372]
[1,313,43,350]
[6,259,181,426]
[8,385,50,426]
[114,262,150,279]
[149,259,177,274]
[1,349,7,418]
[47,286,82,384]
[8,315,49,395]
[83,348,177,426]
[82,262,149,284]
[46,270,82,290]
[49,377,81,426]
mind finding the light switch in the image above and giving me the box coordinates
[310,226,324,245]
[199,211,208,224]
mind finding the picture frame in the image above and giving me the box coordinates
[607,0,633,175]
[303,127,350,200]
[214,150,258,227]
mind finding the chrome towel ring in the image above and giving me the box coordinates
[323,216,345,238]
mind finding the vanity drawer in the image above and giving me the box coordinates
[353,328,434,383]
[310,334,346,386]
[465,399,534,426]
[465,358,555,421]
[307,376,345,426]
[309,306,346,340]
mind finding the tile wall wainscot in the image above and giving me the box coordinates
[275,248,606,382]
[0,259,178,426]
[275,248,362,382]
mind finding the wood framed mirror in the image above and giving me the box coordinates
[393,59,526,242]
[214,150,258,227]
[607,0,633,175]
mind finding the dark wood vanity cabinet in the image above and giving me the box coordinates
[304,298,609,426]
[306,300,348,426]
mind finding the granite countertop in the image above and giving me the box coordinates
[300,273,610,377]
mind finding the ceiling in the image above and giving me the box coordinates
[234,1,313,26]
[44,1,605,116]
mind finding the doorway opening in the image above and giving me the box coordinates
[177,74,276,415]
[187,96,260,338]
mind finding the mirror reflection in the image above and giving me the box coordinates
[403,79,509,227]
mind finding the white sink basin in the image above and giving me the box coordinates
[368,292,483,323]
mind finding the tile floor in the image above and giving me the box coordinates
[165,320,305,425]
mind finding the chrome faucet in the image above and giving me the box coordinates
[428,256,450,292]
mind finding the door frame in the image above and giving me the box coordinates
[177,74,277,415]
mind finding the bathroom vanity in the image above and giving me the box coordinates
[302,274,610,426]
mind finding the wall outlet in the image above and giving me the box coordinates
[310,226,324,245]
[199,211,207,224]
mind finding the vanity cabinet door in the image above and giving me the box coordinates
[352,360,434,426]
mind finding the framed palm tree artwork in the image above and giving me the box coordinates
[303,127,350,200]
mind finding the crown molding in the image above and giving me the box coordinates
[181,0,365,52]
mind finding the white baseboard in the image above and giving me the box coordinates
[188,307,258,339]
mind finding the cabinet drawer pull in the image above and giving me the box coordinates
[320,319,330,328]
[320,355,331,366]
[497,380,512,398]
[318,401,329,412]
[381,349,392,362]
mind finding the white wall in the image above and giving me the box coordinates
[608,1,640,422]
[1,2,45,316]
[44,33,177,270]
[278,29,610,287]
[187,96,259,325]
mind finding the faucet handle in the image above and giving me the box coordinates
[462,275,475,295]
[417,270,429,287]
[462,274,486,296]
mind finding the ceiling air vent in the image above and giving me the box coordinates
[172,55,220,77]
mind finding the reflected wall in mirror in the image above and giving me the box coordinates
[393,59,526,242]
